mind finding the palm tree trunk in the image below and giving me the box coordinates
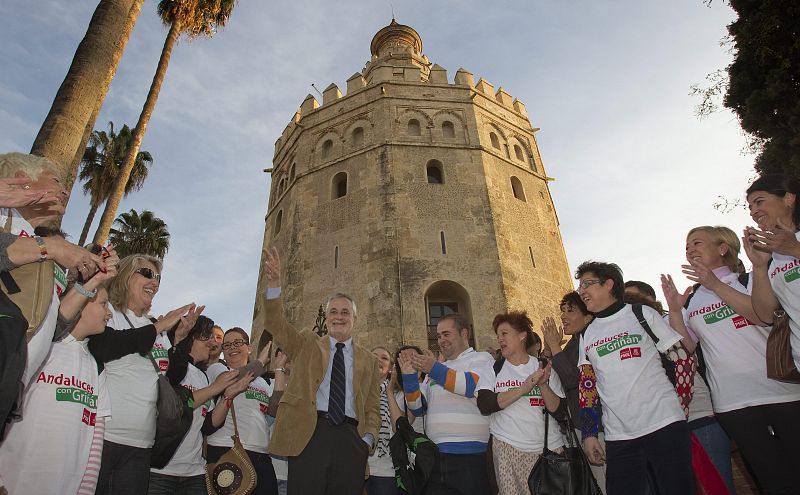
[78,201,102,247]
[93,19,182,245]
[30,0,145,198]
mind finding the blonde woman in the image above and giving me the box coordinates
[662,225,800,494]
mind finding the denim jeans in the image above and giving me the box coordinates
[147,472,206,495]
[425,452,491,495]
[365,475,400,495]
[692,419,735,494]
[95,440,152,495]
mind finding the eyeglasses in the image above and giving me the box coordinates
[577,279,602,290]
[222,339,247,350]
[134,267,161,283]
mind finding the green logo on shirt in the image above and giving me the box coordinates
[150,348,168,359]
[245,389,269,404]
[596,334,642,357]
[703,305,735,324]
[785,266,800,283]
[55,386,97,409]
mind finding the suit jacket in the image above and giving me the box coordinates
[257,296,381,460]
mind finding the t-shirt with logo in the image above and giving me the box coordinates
[207,362,274,453]
[0,336,111,495]
[151,363,214,477]
[1,208,66,386]
[578,304,684,441]
[103,308,171,448]
[684,267,800,413]
[477,356,565,453]
[768,231,800,371]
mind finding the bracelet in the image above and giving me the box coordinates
[34,236,47,262]
[73,282,97,298]
[275,367,287,373]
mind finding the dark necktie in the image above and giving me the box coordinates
[328,342,346,425]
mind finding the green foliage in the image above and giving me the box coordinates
[109,209,171,259]
[723,0,800,175]
[80,121,154,207]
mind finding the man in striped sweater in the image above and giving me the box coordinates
[399,313,495,495]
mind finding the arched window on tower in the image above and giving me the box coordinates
[321,139,333,159]
[275,210,283,235]
[352,127,364,147]
[511,176,526,201]
[514,144,524,161]
[408,119,421,136]
[442,121,455,139]
[425,281,475,352]
[332,172,348,199]
[426,160,444,184]
[490,132,501,150]
[290,163,296,182]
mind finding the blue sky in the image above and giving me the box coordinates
[0,0,756,331]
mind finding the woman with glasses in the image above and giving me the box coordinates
[206,328,279,495]
[147,316,253,494]
[96,255,204,495]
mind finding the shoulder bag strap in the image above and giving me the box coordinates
[229,399,241,439]
[632,303,659,344]
[123,312,161,374]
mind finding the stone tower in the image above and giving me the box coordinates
[251,20,573,352]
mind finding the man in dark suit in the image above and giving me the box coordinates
[255,247,381,495]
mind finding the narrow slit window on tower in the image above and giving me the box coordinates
[408,119,421,136]
[440,231,447,255]
[321,139,333,159]
[332,171,348,199]
[511,176,526,201]
[490,132,501,150]
[442,120,455,139]
[426,160,444,184]
[334,245,339,268]
[352,127,364,147]
[290,163,296,182]
[529,246,536,267]
[275,210,283,235]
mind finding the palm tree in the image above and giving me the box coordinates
[30,0,147,195]
[92,0,238,244]
[77,121,154,246]
[109,209,170,259]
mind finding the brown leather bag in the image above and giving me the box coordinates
[205,401,257,495]
[0,215,56,341]
[766,307,800,383]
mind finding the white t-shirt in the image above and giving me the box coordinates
[0,336,111,495]
[477,356,565,453]
[684,268,800,412]
[0,208,66,386]
[103,308,171,448]
[207,362,273,453]
[768,232,800,370]
[151,363,214,477]
[579,304,685,441]
[420,348,495,447]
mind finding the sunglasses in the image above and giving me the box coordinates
[134,267,161,283]
[222,339,247,350]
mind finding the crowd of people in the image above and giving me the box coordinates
[0,149,799,495]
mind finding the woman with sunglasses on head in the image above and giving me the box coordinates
[147,316,253,495]
[95,255,205,495]
[206,328,279,495]
[662,225,800,494]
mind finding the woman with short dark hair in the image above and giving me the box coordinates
[476,311,563,495]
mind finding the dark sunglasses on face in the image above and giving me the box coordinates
[222,339,247,350]
[134,267,161,283]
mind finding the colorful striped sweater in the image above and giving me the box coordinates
[402,348,495,454]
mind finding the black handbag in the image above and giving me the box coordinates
[528,410,602,495]
[147,352,194,468]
